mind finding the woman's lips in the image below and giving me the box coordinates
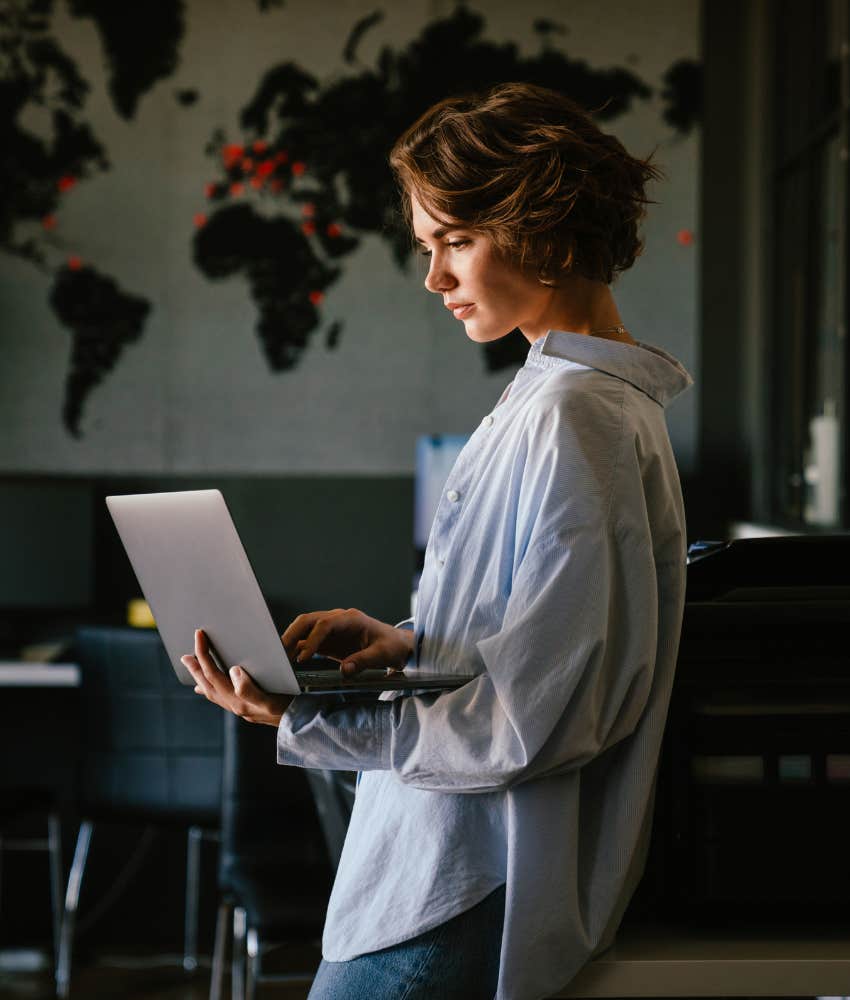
[452,304,475,320]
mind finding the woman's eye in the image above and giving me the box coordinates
[418,240,469,257]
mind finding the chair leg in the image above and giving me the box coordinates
[47,812,64,972]
[184,825,203,972]
[55,819,93,1000]
[231,905,247,1000]
[246,926,259,1000]
[209,897,232,1000]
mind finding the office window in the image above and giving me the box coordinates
[769,0,848,527]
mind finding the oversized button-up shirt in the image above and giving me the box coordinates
[277,329,694,1000]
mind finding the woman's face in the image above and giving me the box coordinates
[411,194,552,344]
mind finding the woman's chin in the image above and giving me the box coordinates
[461,318,486,341]
[464,322,512,344]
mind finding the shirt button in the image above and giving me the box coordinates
[438,558,445,568]
[446,489,460,503]
[482,414,494,427]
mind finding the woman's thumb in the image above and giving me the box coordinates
[341,648,381,675]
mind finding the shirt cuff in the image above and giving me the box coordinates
[276,693,393,772]
[394,617,416,668]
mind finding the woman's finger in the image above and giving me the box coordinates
[296,610,357,662]
[340,639,395,675]
[192,630,219,682]
[194,629,233,691]
[230,664,259,700]
[184,643,232,706]
[182,655,214,700]
[281,610,343,650]
[230,665,282,723]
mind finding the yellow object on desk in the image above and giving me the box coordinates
[127,598,156,628]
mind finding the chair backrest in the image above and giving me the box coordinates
[73,625,223,825]
[219,712,333,935]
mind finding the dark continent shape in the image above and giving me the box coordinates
[49,266,150,436]
[661,59,702,135]
[68,0,186,119]
[193,203,339,370]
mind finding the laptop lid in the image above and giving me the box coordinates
[106,489,473,695]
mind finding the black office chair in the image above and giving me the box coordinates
[211,713,334,1000]
[56,626,224,998]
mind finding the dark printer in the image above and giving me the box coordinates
[627,533,850,926]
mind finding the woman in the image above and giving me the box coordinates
[182,81,693,1000]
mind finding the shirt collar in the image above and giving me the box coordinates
[523,329,694,407]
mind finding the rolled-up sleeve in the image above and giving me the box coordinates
[384,518,658,791]
[277,517,659,792]
[277,694,392,771]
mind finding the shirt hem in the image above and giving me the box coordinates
[321,879,507,962]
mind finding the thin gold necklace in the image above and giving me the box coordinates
[590,324,628,336]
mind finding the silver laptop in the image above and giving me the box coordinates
[106,489,474,695]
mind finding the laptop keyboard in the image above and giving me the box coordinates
[297,668,397,685]
[296,669,476,692]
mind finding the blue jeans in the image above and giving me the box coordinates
[307,883,506,999]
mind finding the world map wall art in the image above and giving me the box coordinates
[0,0,700,436]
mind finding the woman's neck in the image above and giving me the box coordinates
[520,274,634,345]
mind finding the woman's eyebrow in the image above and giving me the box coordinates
[414,225,459,244]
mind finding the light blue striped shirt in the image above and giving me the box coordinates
[277,329,694,1000]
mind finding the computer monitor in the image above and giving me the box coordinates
[411,435,469,612]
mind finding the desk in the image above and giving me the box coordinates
[557,920,850,997]
[0,662,80,686]
[0,660,80,962]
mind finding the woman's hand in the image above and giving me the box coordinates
[181,629,293,727]
[281,608,415,676]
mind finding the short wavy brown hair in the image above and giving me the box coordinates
[389,81,663,286]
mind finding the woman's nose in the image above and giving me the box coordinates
[424,258,456,294]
